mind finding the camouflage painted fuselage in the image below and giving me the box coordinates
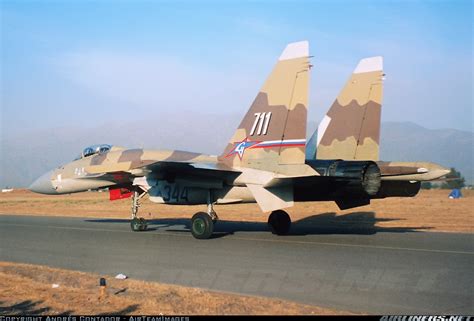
[36,145,319,208]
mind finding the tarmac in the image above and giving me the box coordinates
[0,214,472,314]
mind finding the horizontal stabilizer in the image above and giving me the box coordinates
[378,161,450,181]
[379,165,424,176]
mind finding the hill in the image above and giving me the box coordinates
[1,119,472,187]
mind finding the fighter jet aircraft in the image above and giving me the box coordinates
[305,56,450,205]
[30,41,449,239]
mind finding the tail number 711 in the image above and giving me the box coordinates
[250,112,272,136]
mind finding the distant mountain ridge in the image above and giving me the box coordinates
[379,122,473,184]
[1,119,472,187]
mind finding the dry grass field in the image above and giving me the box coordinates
[0,189,472,233]
[0,262,350,315]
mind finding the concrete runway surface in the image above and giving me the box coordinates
[0,214,472,314]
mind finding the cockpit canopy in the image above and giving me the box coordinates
[76,144,112,160]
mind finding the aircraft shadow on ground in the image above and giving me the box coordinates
[0,300,140,315]
[98,304,140,315]
[86,211,433,238]
[0,300,69,315]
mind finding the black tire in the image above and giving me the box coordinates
[268,210,291,235]
[191,212,214,239]
[139,217,147,231]
[131,218,142,232]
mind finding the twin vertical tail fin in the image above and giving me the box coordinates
[218,41,311,170]
[315,56,384,161]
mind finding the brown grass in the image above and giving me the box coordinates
[0,262,350,315]
[0,189,473,233]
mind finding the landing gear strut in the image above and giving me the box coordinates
[130,188,148,232]
[190,190,218,239]
[268,210,291,235]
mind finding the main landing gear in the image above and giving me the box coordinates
[268,210,291,235]
[128,186,291,238]
[190,190,219,239]
[130,188,148,232]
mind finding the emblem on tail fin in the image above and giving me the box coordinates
[225,138,307,160]
[225,138,261,160]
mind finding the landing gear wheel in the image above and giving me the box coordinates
[131,218,141,231]
[138,217,148,231]
[131,217,147,232]
[268,210,291,235]
[191,212,214,239]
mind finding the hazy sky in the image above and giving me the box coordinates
[1,0,472,139]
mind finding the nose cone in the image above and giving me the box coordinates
[29,170,57,194]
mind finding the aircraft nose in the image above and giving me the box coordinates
[29,170,57,194]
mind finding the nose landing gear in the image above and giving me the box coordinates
[130,188,148,232]
[131,217,147,231]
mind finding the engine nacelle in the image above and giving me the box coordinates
[147,181,254,205]
[374,180,421,198]
[306,159,382,197]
